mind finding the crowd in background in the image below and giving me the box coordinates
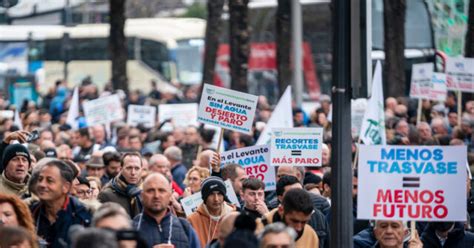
[0,78,474,248]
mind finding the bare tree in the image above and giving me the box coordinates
[109,0,128,93]
[466,0,474,57]
[201,0,225,86]
[276,0,291,97]
[229,0,250,92]
[383,0,406,97]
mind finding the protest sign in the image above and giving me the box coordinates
[83,94,123,126]
[358,145,467,221]
[0,110,14,119]
[428,73,447,102]
[179,179,241,216]
[409,63,434,99]
[159,103,198,128]
[127,105,156,128]
[198,84,258,134]
[270,128,323,167]
[446,57,474,92]
[352,99,367,138]
[220,145,276,191]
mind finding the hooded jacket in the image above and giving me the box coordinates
[187,202,236,247]
[0,171,29,196]
[256,208,319,248]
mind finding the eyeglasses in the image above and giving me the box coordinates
[76,189,92,196]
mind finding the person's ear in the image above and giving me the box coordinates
[278,205,284,217]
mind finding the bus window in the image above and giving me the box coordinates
[175,38,204,85]
[140,39,170,81]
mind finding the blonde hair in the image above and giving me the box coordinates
[183,166,210,187]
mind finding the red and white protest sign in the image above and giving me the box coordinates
[220,145,276,191]
[446,57,474,92]
[198,84,258,134]
[357,145,467,221]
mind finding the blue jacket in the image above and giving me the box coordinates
[30,196,92,248]
[133,211,201,248]
[171,163,188,190]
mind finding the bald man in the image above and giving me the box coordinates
[133,173,201,247]
[208,212,240,248]
[148,154,183,196]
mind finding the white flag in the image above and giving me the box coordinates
[66,87,80,130]
[359,61,386,145]
[14,108,23,130]
[257,86,294,145]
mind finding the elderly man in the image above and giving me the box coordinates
[416,122,433,144]
[259,223,297,248]
[133,173,200,248]
[373,220,422,248]
[0,144,31,196]
[149,154,183,196]
[164,146,187,190]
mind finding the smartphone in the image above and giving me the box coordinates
[27,130,40,143]
[116,230,141,241]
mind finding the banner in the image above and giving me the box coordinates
[270,128,323,167]
[83,94,124,126]
[220,145,276,191]
[66,87,80,130]
[159,103,198,128]
[127,105,156,128]
[198,84,258,134]
[358,145,467,221]
[257,86,293,145]
[360,61,386,145]
[446,57,474,92]
[180,179,241,216]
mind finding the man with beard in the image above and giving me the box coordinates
[98,152,143,218]
[421,222,474,247]
[0,144,31,196]
[257,188,319,247]
[133,173,200,248]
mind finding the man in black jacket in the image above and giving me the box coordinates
[421,222,474,248]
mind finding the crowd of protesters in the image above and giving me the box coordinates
[0,78,474,248]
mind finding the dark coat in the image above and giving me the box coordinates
[30,196,92,248]
[421,223,474,248]
[97,176,142,218]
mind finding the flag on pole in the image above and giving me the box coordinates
[359,61,386,145]
[14,108,23,130]
[66,87,80,130]
[257,86,294,145]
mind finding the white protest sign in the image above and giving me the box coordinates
[179,179,241,217]
[159,103,198,128]
[409,63,434,99]
[220,145,276,191]
[358,145,467,221]
[446,57,474,92]
[127,105,156,128]
[429,73,447,102]
[0,110,14,119]
[270,128,323,167]
[352,99,367,138]
[83,94,124,126]
[198,84,258,134]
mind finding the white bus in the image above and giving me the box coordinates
[0,18,206,93]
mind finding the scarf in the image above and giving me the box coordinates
[110,175,143,213]
[0,172,29,196]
